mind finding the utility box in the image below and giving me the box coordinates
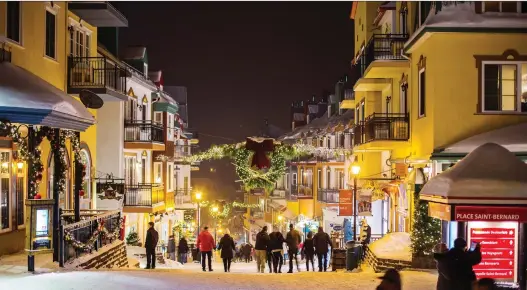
[25,199,54,271]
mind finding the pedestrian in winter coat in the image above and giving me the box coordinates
[433,243,450,290]
[434,238,481,290]
[242,243,252,263]
[269,231,285,273]
[313,226,332,272]
[178,237,189,264]
[144,222,159,269]
[285,224,301,273]
[302,232,315,271]
[197,226,216,272]
[255,226,270,273]
[218,233,236,272]
[376,268,402,290]
[167,235,176,261]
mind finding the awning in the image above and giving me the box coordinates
[0,62,95,131]
[282,209,297,221]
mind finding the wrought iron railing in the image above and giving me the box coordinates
[352,34,409,78]
[124,120,164,143]
[296,184,313,198]
[67,56,127,94]
[317,188,340,203]
[363,113,410,143]
[59,210,122,266]
[175,189,192,205]
[124,183,164,207]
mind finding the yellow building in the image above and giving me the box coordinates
[349,1,527,235]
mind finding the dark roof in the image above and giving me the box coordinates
[164,86,188,123]
[260,120,287,139]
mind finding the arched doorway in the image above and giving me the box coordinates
[80,148,92,209]
[48,151,71,210]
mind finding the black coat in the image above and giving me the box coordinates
[255,231,270,250]
[218,234,236,259]
[167,237,176,253]
[434,247,482,290]
[144,227,159,250]
[302,238,315,256]
[313,232,332,254]
[178,238,189,254]
[269,232,285,251]
[241,244,252,255]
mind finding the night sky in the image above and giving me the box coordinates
[113,1,354,199]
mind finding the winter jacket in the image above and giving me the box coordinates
[302,238,315,256]
[144,227,159,250]
[241,243,253,255]
[285,229,301,251]
[178,238,189,254]
[218,234,236,259]
[269,232,285,251]
[313,231,332,254]
[434,247,482,290]
[255,230,270,250]
[167,237,176,253]
[197,230,215,252]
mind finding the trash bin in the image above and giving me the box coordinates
[346,245,362,271]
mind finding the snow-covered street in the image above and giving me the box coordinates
[0,261,438,290]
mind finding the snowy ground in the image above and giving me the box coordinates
[0,260,438,290]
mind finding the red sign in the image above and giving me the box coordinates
[455,206,527,222]
[469,226,516,283]
[339,190,353,216]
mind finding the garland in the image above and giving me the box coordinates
[64,218,124,251]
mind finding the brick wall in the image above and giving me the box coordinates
[363,246,412,273]
[74,240,129,269]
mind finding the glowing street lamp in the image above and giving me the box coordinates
[212,206,219,213]
[195,192,203,240]
[351,156,361,241]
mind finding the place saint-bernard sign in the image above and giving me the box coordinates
[455,206,527,223]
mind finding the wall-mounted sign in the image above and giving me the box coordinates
[395,163,407,177]
[358,195,372,216]
[455,206,527,222]
[339,190,353,216]
[428,202,451,221]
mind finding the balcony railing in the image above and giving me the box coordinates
[317,188,340,203]
[270,188,286,199]
[363,113,410,143]
[67,56,127,95]
[297,184,313,198]
[175,189,192,205]
[353,34,409,78]
[124,183,164,207]
[124,120,164,143]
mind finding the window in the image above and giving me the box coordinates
[399,5,408,35]
[154,112,163,125]
[360,101,365,122]
[141,158,147,183]
[70,28,91,57]
[125,99,137,121]
[124,156,137,185]
[300,168,304,184]
[167,114,174,141]
[317,170,322,189]
[167,164,173,191]
[142,104,147,121]
[0,152,11,231]
[418,69,426,117]
[338,171,345,189]
[400,83,408,114]
[85,34,90,58]
[16,166,25,227]
[482,62,527,113]
[292,173,297,186]
[183,177,189,193]
[7,2,21,43]
[418,2,432,25]
[326,169,331,189]
[154,162,162,184]
[45,10,56,59]
[483,2,523,13]
[80,149,91,210]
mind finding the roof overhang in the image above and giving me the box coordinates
[68,2,128,27]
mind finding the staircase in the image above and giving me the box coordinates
[363,246,411,273]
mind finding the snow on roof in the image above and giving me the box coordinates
[421,143,527,202]
[369,232,411,262]
[406,2,527,53]
[149,70,162,83]
[441,122,527,154]
[122,46,146,60]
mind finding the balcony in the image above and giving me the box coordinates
[68,2,128,27]
[124,120,165,150]
[353,34,409,79]
[270,188,286,199]
[286,187,298,201]
[175,189,194,207]
[67,56,128,101]
[296,184,313,199]
[353,113,410,146]
[123,183,165,213]
[317,188,340,203]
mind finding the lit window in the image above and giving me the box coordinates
[481,62,527,113]
[418,69,426,117]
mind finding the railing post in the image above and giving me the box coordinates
[102,56,107,88]
[59,224,64,267]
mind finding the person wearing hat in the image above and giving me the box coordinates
[377,268,401,290]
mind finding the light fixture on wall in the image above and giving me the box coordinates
[1,162,8,169]
[423,164,431,174]
[407,165,414,173]
[17,162,24,169]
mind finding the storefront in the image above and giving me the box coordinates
[421,143,527,289]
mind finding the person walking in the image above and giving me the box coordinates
[434,238,482,290]
[313,226,332,272]
[302,231,315,271]
[269,230,285,273]
[178,236,189,264]
[376,268,402,290]
[255,226,270,273]
[433,243,450,290]
[242,243,252,263]
[144,222,159,269]
[167,235,176,261]
[197,226,215,272]
[285,224,301,273]
[218,233,236,272]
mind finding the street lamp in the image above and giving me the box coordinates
[351,156,361,241]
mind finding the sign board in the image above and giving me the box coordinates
[468,221,518,284]
[339,190,353,216]
[358,195,372,216]
[455,206,527,222]
[395,163,407,177]
[428,202,451,221]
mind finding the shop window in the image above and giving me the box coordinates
[7,1,21,43]
[418,69,426,117]
[45,10,56,59]
[0,152,10,231]
[481,62,527,113]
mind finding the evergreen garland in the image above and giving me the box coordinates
[410,188,441,257]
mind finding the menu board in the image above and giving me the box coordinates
[468,222,518,284]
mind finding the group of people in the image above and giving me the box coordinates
[254,224,333,273]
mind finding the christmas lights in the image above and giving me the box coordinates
[410,191,441,257]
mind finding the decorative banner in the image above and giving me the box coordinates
[428,202,452,221]
[455,206,527,222]
[339,189,353,216]
[358,195,372,216]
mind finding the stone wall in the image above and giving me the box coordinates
[69,240,129,270]
[363,246,412,273]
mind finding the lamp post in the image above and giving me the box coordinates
[195,192,202,240]
[351,156,361,241]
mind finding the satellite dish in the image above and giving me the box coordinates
[80,90,104,109]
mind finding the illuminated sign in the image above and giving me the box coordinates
[35,209,49,237]
[339,190,353,216]
[468,222,518,285]
[429,202,451,221]
[455,206,527,222]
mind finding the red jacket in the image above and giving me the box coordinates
[197,230,215,252]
